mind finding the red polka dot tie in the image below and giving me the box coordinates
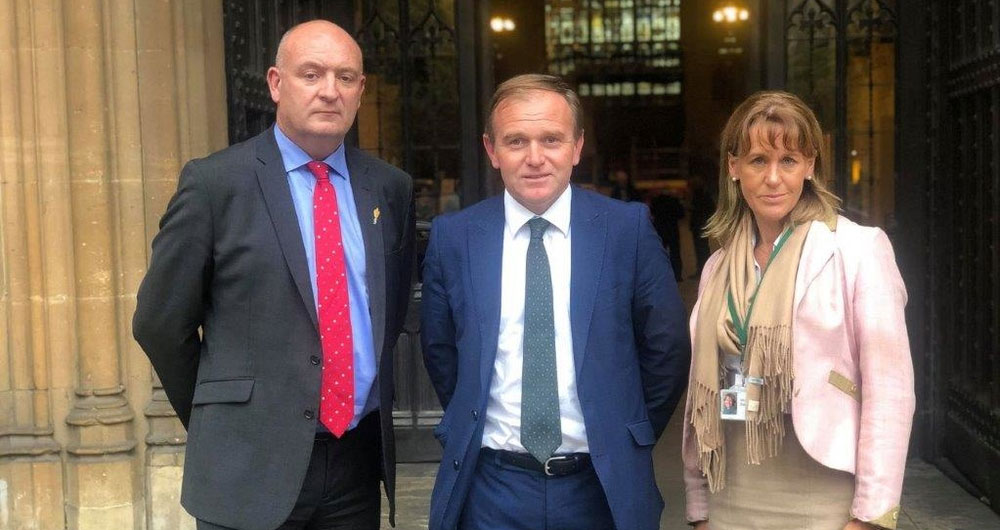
[307,161,354,437]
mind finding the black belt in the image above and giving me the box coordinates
[482,448,592,477]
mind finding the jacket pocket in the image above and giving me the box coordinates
[827,370,861,402]
[191,378,255,405]
[626,419,657,446]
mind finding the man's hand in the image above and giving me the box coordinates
[693,522,709,530]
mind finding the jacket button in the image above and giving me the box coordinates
[452,460,460,470]
[310,355,321,366]
[471,410,478,421]
[304,410,315,420]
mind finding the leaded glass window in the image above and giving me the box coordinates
[545,0,682,99]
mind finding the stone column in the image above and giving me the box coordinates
[60,0,139,528]
[133,0,191,526]
[108,0,158,527]
[1,0,227,527]
[0,0,69,528]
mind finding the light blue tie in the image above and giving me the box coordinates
[521,217,561,464]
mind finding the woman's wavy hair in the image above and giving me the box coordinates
[704,91,841,246]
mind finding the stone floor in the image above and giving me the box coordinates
[382,420,1000,529]
[382,236,1000,529]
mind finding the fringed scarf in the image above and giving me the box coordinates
[689,217,811,492]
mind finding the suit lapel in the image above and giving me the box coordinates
[795,220,837,309]
[254,128,318,328]
[569,190,606,377]
[470,197,505,391]
[346,147,387,367]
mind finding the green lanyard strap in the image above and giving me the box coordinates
[727,225,794,352]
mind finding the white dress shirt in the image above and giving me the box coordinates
[481,187,590,454]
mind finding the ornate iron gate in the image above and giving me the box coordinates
[223,0,485,461]
[924,0,1000,511]
[223,1,353,143]
[783,0,898,227]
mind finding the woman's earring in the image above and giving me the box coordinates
[731,175,738,182]
[806,174,813,180]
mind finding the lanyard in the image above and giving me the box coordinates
[727,225,794,360]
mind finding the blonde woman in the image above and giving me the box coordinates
[682,91,914,529]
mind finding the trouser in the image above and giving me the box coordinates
[197,412,381,530]
[458,448,616,530]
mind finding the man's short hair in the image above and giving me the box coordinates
[484,74,584,141]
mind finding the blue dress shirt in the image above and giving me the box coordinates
[274,126,378,431]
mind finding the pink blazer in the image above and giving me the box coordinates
[682,216,915,527]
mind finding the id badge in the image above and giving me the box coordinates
[720,384,747,421]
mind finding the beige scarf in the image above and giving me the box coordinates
[689,217,811,492]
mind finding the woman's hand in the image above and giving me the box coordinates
[843,520,877,530]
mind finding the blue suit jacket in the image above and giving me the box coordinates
[420,188,691,530]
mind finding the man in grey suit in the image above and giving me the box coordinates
[133,20,414,530]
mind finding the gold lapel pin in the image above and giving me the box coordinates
[373,207,380,225]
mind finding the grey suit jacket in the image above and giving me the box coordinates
[133,127,414,530]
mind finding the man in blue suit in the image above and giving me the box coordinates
[420,74,690,530]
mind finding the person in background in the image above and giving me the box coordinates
[688,175,715,276]
[608,167,639,202]
[682,91,914,530]
[650,189,685,280]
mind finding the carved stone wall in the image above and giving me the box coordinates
[0,0,227,527]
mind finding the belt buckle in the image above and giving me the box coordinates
[543,455,572,476]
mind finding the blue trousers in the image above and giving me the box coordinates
[458,450,616,530]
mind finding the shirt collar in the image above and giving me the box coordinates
[273,125,350,180]
[750,223,792,276]
[504,185,572,238]
[750,222,793,250]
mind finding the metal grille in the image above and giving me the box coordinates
[354,0,460,459]
[223,0,342,144]
[784,0,897,226]
[786,0,837,104]
[356,0,460,223]
[939,0,1000,442]
[926,0,1000,507]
